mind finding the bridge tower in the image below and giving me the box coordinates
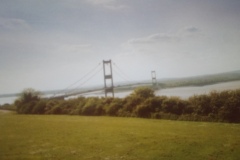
[103,60,114,97]
[151,71,157,88]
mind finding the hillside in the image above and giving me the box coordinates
[158,70,240,88]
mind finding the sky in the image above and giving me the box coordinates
[1,0,240,94]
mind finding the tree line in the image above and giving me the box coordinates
[14,87,240,123]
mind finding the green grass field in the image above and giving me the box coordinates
[0,110,240,160]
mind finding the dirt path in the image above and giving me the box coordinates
[0,109,15,115]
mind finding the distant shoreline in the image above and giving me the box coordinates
[1,79,240,105]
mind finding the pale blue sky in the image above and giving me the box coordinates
[1,0,240,94]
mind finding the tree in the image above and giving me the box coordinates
[32,100,46,114]
[106,98,123,116]
[218,90,240,122]
[15,88,41,114]
[135,103,151,118]
[131,87,155,99]
[189,94,211,116]
[162,97,183,114]
[18,88,41,103]
[81,97,99,115]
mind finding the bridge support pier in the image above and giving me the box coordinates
[103,60,114,97]
[152,71,157,88]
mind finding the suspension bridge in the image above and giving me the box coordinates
[50,60,157,99]
[0,60,158,100]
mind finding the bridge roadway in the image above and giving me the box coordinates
[51,83,153,99]
[52,87,105,99]
[0,83,153,99]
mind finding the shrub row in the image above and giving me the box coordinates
[15,87,240,123]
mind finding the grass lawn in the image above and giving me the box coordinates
[0,110,240,160]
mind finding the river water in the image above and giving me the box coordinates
[156,80,240,99]
[1,80,240,105]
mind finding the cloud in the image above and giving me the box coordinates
[49,43,94,64]
[86,0,115,5]
[119,33,180,60]
[185,26,200,33]
[85,0,128,10]
[126,33,180,44]
[123,27,203,53]
[119,26,205,60]
[58,44,92,53]
[0,17,31,31]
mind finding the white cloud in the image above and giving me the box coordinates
[185,26,200,33]
[58,44,92,53]
[125,26,202,47]
[0,17,31,31]
[86,0,115,5]
[127,33,180,44]
[85,0,128,10]
[119,26,206,63]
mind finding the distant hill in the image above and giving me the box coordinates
[157,70,240,88]
[114,70,240,91]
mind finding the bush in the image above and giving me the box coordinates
[32,100,46,114]
[14,87,240,123]
[162,97,184,115]
[135,103,151,118]
[189,94,211,116]
[124,96,144,112]
[106,98,123,116]
[130,87,155,99]
[16,88,41,114]
[81,97,100,115]
[151,112,161,119]
[22,101,37,114]
[51,105,63,114]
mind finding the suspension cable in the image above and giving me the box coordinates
[66,67,103,95]
[113,62,131,80]
[53,62,102,97]
[112,62,132,82]
[113,67,131,83]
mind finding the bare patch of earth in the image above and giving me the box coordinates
[0,109,15,115]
